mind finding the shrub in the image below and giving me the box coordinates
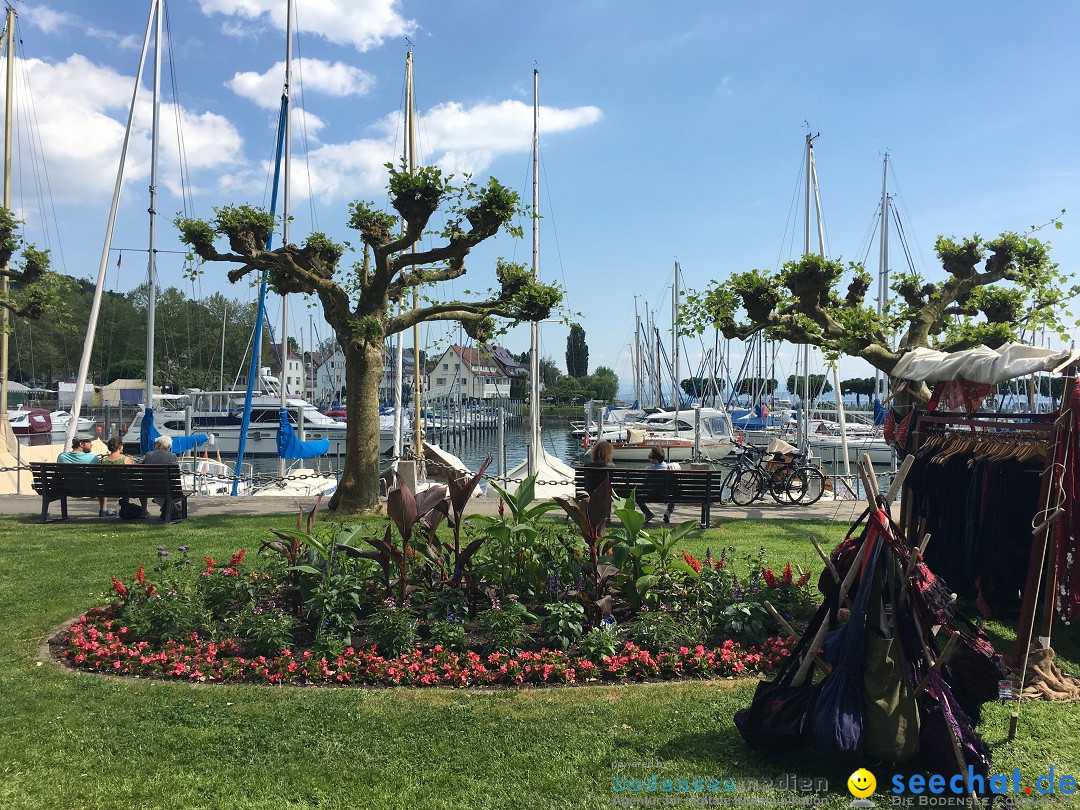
[429,617,468,653]
[580,618,619,663]
[539,600,586,651]
[227,604,298,657]
[123,590,211,645]
[368,602,419,657]
[625,609,701,652]
[476,599,534,655]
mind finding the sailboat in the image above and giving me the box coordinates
[495,69,575,500]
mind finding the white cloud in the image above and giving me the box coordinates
[227,58,376,110]
[375,99,603,178]
[4,55,244,205]
[198,0,416,52]
[22,6,76,35]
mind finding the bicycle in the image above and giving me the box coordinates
[721,445,828,506]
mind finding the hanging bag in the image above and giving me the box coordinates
[861,550,922,762]
[809,528,882,756]
[733,588,837,752]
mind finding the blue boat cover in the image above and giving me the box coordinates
[872,398,887,426]
[277,409,329,459]
[139,407,209,455]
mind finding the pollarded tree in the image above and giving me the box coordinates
[176,164,562,513]
[840,377,877,407]
[681,225,1075,402]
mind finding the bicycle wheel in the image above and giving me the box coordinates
[768,464,800,504]
[779,466,827,505]
[728,468,764,506]
[797,467,828,505]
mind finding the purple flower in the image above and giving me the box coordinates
[156,546,165,551]
[178,545,189,552]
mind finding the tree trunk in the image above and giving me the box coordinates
[327,339,384,513]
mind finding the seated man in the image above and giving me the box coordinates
[57,434,114,517]
[643,446,679,523]
[139,435,180,519]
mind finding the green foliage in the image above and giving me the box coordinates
[625,609,701,652]
[227,605,298,658]
[715,602,771,645]
[368,602,420,657]
[477,599,534,655]
[539,600,586,651]
[585,366,619,401]
[429,617,468,653]
[566,323,589,378]
[580,619,620,663]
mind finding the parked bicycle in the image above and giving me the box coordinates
[721,444,828,506]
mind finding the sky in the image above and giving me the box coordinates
[6,0,1080,401]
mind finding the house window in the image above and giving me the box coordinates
[461,377,467,385]
[443,363,448,370]
[436,377,445,386]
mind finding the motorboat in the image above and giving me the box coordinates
[601,407,736,462]
[806,418,894,466]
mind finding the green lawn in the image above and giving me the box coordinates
[1,512,1078,809]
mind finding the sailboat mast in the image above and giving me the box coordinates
[633,300,642,406]
[144,0,162,414]
[876,153,889,400]
[67,0,156,448]
[406,51,424,465]
[672,261,680,430]
[0,7,13,422]
[800,134,812,450]
[276,0,293,479]
[528,68,541,476]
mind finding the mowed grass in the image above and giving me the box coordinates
[1,510,1079,809]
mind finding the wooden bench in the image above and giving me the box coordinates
[574,466,725,527]
[30,463,193,524]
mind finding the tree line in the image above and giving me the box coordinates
[9,279,261,393]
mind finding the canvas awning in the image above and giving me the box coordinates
[891,343,1080,386]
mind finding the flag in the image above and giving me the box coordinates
[116,253,121,268]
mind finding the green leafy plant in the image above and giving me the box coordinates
[716,602,771,645]
[539,600,586,651]
[368,601,420,657]
[625,609,701,652]
[477,599,534,655]
[580,619,619,663]
[227,605,298,658]
[475,474,559,599]
[429,617,468,653]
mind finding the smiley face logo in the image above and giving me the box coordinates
[847,768,876,799]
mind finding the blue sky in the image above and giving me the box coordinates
[7,0,1080,400]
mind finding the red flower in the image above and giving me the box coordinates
[796,572,812,587]
[135,564,145,584]
[228,549,246,567]
[781,562,793,586]
[681,551,702,573]
[203,555,216,575]
[762,567,779,589]
[111,577,128,599]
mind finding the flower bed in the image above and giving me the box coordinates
[56,608,795,688]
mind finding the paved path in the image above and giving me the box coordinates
[0,491,872,524]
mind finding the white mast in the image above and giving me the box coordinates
[406,51,424,466]
[528,68,541,476]
[276,0,293,479]
[800,134,812,451]
[672,261,680,429]
[67,0,159,447]
[633,299,642,406]
[876,153,890,401]
[144,1,162,416]
[0,7,14,423]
